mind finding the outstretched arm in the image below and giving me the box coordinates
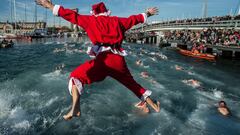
[145,7,158,17]
[36,0,89,29]
[119,7,158,31]
[35,0,54,11]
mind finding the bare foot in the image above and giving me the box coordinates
[145,97,161,113]
[135,101,150,113]
[63,110,81,120]
[63,113,73,120]
[142,104,150,113]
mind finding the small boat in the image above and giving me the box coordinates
[0,41,14,48]
[179,49,216,61]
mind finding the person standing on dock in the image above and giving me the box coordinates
[36,0,160,120]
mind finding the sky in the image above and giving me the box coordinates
[0,0,239,27]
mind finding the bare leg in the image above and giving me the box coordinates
[145,97,160,112]
[63,85,81,120]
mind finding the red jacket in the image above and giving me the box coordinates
[55,5,146,45]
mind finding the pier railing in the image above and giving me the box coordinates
[132,20,240,32]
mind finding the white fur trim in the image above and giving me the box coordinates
[91,10,111,16]
[68,77,83,96]
[107,10,111,16]
[86,46,96,58]
[90,10,93,15]
[141,13,147,23]
[141,90,152,101]
[53,5,61,16]
[86,45,128,57]
[116,50,128,56]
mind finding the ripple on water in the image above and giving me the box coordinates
[0,92,12,119]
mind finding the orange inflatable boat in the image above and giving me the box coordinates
[179,49,216,61]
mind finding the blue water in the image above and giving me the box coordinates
[0,37,240,135]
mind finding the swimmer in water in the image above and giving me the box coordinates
[218,101,231,116]
[141,72,149,78]
[149,79,157,84]
[190,79,200,87]
[140,71,156,84]
[150,57,157,62]
[183,79,201,88]
[55,63,65,74]
[174,65,195,76]
[136,60,143,66]
[175,65,183,71]
[187,71,195,75]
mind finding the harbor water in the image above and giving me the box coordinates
[0,37,240,135]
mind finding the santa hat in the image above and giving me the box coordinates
[90,2,111,16]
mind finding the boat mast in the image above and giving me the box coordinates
[59,17,61,28]
[229,9,233,16]
[45,9,47,27]
[10,0,13,23]
[202,0,208,18]
[13,0,17,33]
[234,0,240,16]
[238,3,240,15]
[25,0,27,22]
[34,2,37,29]
[45,0,52,27]
[53,16,55,27]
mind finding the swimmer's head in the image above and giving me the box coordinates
[218,101,227,107]
[141,72,149,78]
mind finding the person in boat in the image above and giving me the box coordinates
[2,38,7,44]
[9,40,13,44]
[198,42,205,53]
[191,43,200,54]
[36,0,160,120]
[1,38,10,48]
[9,40,14,47]
[218,100,231,116]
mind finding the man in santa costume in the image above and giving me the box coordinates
[36,0,160,120]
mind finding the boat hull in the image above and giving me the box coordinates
[179,49,216,61]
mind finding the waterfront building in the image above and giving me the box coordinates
[0,22,46,35]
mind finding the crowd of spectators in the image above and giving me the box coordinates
[160,15,240,25]
[165,28,240,47]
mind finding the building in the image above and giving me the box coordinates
[0,22,46,35]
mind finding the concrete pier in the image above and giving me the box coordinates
[126,33,162,45]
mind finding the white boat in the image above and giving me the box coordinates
[0,41,14,48]
[0,35,7,39]
[3,33,17,39]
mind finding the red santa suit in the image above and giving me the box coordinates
[53,2,152,101]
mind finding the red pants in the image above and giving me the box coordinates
[70,51,151,100]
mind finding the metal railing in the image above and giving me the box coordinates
[132,20,240,32]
